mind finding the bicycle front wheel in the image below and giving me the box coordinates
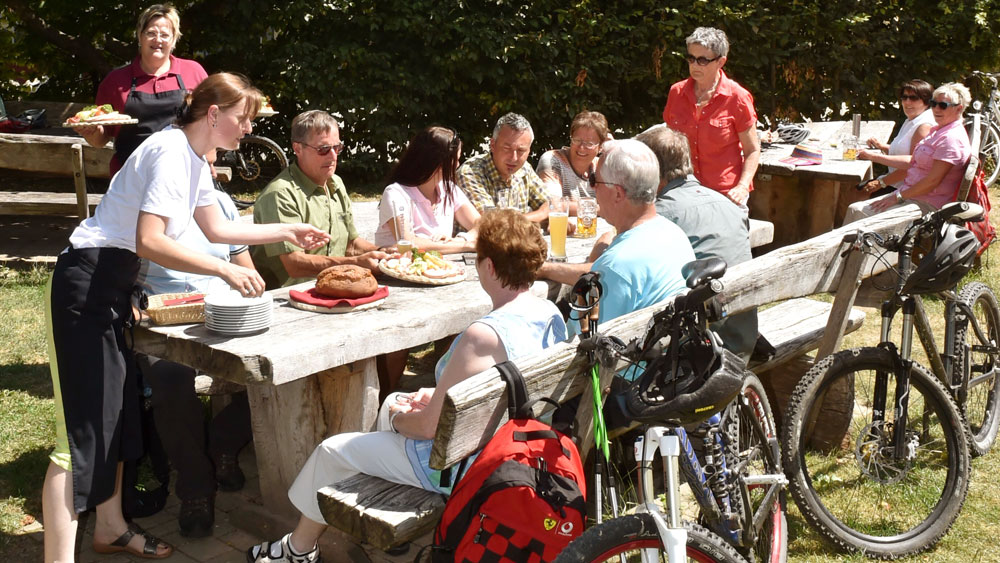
[782,347,970,559]
[732,374,787,563]
[553,515,745,563]
[957,282,1000,456]
[223,135,288,205]
[980,123,1000,188]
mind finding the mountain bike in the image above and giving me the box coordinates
[217,134,288,208]
[556,259,788,563]
[965,70,1000,188]
[782,201,991,559]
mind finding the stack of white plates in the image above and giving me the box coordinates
[204,291,273,336]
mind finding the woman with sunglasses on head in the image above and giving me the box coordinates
[374,126,481,254]
[662,26,760,209]
[858,79,936,193]
[536,110,609,214]
[41,73,328,563]
[77,4,208,176]
[846,82,972,221]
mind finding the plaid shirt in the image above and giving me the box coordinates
[456,153,548,213]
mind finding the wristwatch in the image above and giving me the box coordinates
[876,176,887,189]
[895,190,903,203]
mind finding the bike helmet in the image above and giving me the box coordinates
[902,223,979,294]
[624,334,746,426]
[777,124,810,144]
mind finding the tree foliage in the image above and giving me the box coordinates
[3,0,999,186]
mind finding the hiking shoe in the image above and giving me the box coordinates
[215,453,246,492]
[246,533,322,563]
[178,495,214,538]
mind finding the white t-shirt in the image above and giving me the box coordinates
[70,128,217,251]
[374,181,472,247]
[887,109,936,186]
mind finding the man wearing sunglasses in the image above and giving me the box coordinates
[539,139,694,336]
[253,110,387,289]
[662,27,760,210]
[456,112,550,223]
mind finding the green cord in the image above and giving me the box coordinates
[590,363,611,461]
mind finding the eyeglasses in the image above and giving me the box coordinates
[588,175,617,189]
[571,138,601,150]
[142,31,173,41]
[929,100,961,110]
[299,142,344,156]
[900,94,922,102]
[684,54,721,66]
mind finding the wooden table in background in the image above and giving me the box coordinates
[750,120,895,249]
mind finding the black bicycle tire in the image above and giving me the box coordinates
[734,373,788,563]
[956,282,1000,456]
[553,515,745,563]
[980,122,1000,188]
[782,347,969,559]
[222,135,288,205]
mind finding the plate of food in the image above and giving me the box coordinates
[378,248,466,285]
[257,95,278,118]
[62,104,138,127]
[288,265,388,313]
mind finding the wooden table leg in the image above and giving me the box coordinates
[246,359,380,514]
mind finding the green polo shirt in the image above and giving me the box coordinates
[252,163,358,288]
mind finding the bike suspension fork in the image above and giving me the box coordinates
[893,298,917,458]
[635,427,687,563]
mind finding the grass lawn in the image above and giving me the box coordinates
[2,191,1000,560]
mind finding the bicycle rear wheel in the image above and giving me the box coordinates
[731,374,787,563]
[782,347,970,559]
[221,135,288,206]
[553,515,745,563]
[957,282,1000,456]
[980,122,1000,188]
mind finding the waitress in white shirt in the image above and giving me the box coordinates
[41,72,328,562]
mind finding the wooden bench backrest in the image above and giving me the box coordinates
[4,100,89,126]
[429,205,924,469]
[0,132,113,179]
[957,113,982,202]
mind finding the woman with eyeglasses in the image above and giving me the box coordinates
[858,79,936,191]
[77,4,208,176]
[536,110,609,213]
[374,126,481,253]
[846,82,972,221]
[662,27,760,209]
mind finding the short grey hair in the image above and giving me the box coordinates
[600,139,660,204]
[635,126,692,185]
[686,27,729,58]
[291,110,340,143]
[491,112,533,141]
[934,82,972,109]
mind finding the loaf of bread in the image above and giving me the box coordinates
[315,265,377,298]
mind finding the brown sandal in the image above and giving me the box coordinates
[93,522,173,559]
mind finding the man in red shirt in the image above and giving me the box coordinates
[662,27,760,208]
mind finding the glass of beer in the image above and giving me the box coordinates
[842,135,860,161]
[548,197,569,261]
[576,197,598,238]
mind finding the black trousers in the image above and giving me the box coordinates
[135,355,251,500]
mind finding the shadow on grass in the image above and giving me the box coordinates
[0,363,52,400]
[0,445,50,557]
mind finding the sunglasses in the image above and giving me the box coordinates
[684,54,721,66]
[588,174,616,189]
[929,100,961,110]
[571,137,601,150]
[900,94,922,102]
[299,142,344,156]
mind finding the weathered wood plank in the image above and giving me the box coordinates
[0,132,113,178]
[0,191,102,215]
[815,244,870,360]
[750,299,865,373]
[713,205,922,318]
[748,219,774,248]
[318,474,445,550]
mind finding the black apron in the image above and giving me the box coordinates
[114,73,187,165]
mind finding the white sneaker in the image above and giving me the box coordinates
[246,533,322,563]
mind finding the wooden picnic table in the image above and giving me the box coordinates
[750,120,896,249]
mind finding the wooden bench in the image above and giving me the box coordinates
[313,206,922,552]
[0,101,113,219]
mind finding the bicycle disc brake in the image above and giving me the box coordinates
[239,160,262,181]
[854,420,914,485]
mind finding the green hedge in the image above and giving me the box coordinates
[4,0,999,188]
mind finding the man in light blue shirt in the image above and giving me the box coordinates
[539,139,695,336]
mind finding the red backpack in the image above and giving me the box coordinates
[963,167,996,256]
[431,361,587,563]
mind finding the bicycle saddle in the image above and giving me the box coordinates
[681,257,727,289]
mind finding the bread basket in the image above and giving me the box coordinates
[145,292,206,325]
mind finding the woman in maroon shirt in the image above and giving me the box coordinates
[78,4,208,175]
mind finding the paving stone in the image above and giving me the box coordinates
[168,531,234,561]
